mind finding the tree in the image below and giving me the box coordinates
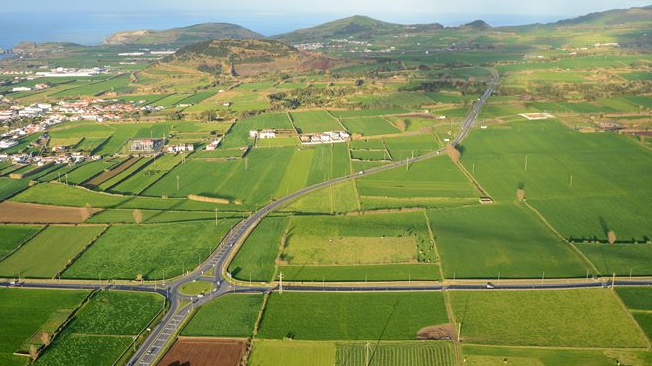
[516,188,525,202]
[608,230,616,244]
[81,203,93,221]
[135,273,143,283]
[40,332,51,346]
[133,209,143,225]
[446,145,461,163]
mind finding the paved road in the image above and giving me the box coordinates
[9,71,651,365]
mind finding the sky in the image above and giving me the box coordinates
[1,0,650,48]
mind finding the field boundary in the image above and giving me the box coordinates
[523,201,600,275]
[0,224,47,262]
[55,225,109,280]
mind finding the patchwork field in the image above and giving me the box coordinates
[0,225,105,278]
[450,289,648,348]
[229,217,289,282]
[290,110,343,133]
[0,201,99,224]
[63,220,236,280]
[258,292,448,340]
[35,290,164,366]
[0,288,90,366]
[336,341,456,366]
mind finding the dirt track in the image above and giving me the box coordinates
[156,337,245,366]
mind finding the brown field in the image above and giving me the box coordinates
[83,156,139,188]
[156,337,246,366]
[0,201,101,223]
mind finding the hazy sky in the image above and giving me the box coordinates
[1,0,650,47]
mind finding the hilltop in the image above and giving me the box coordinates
[103,23,263,47]
[273,15,443,44]
[155,38,333,77]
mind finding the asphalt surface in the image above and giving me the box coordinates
[5,71,650,365]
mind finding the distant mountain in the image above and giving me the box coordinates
[157,38,332,77]
[273,15,443,44]
[461,20,492,30]
[555,5,652,26]
[103,23,263,47]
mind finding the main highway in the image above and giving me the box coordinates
[3,71,650,365]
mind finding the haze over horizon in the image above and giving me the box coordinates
[1,0,650,49]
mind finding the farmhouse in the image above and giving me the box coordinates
[249,129,277,139]
[166,144,195,153]
[205,139,222,151]
[130,138,165,153]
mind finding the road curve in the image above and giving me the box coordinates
[127,72,502,365]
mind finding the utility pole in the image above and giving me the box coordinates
[279,272,283,294]
[176,174,180,190]
[612,272,616,289]
[569,175,573,186]
[524,154,529,171]
[215,208,218,226]
[457,322,462,342]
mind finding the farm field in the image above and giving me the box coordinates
[35,290,164,366]
[282,211,433,265]
[144,147,295,205]
[221,113,294,148]
[278,263,440,282]
[109,154,184,194]
[576,243,652,276]
[290,110,343,133]
[182,294,263,337]
[462,345,652,366]
[616,287,652,340]
[258,292,448,340]
[356,155,477,210]
[427,204,590,278]
[97,157,154,191]
[305,143,351,185]
[0,225,105,278]
[0,201,98,224]
[229,217,289,282]
[87,209,236,224]
[0,225,41,259]
[340,116,401,136]
[336,341,455,366]
[449,289,648,348]
[63,220,237,280]
[282,180,360,214]
[12,182,242,211]
[0,288,90,366]
[249,340,336,366]
[156,338,245,366]
[460,120,652,241]
[0,178,30,201]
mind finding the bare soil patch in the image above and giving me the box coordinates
[156,337,246,366]
[0,201,102,223]
[416,324,456,340]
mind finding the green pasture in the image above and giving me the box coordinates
[278,263,440,282]
[0,225,105,278]
[450,289,648,348]
[182,293,263,337]
[249,340,336,366]
[576,243,652,276]
[110,154,184,194]
[98,157,153,191]
[429,204,590,279]
[229,217,289,282]
[258,291,448,340]
[63,220,236,280]
[283,211,432,265]
[0,178,30,201]
[460,120,652,241]
[291,110,343,133]
[12,182,244,211]
[340,116,400,136]
[144,146,294,205]
[616,288,652,311]
[87,209,236,224]
[283,180,360,214]
[305,143,352,186]
[0,288,89,366]
[462,345,652,366]
[0,225,42,259]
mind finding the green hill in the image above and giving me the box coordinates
[273,15,443,44]
[103,23,264,47]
